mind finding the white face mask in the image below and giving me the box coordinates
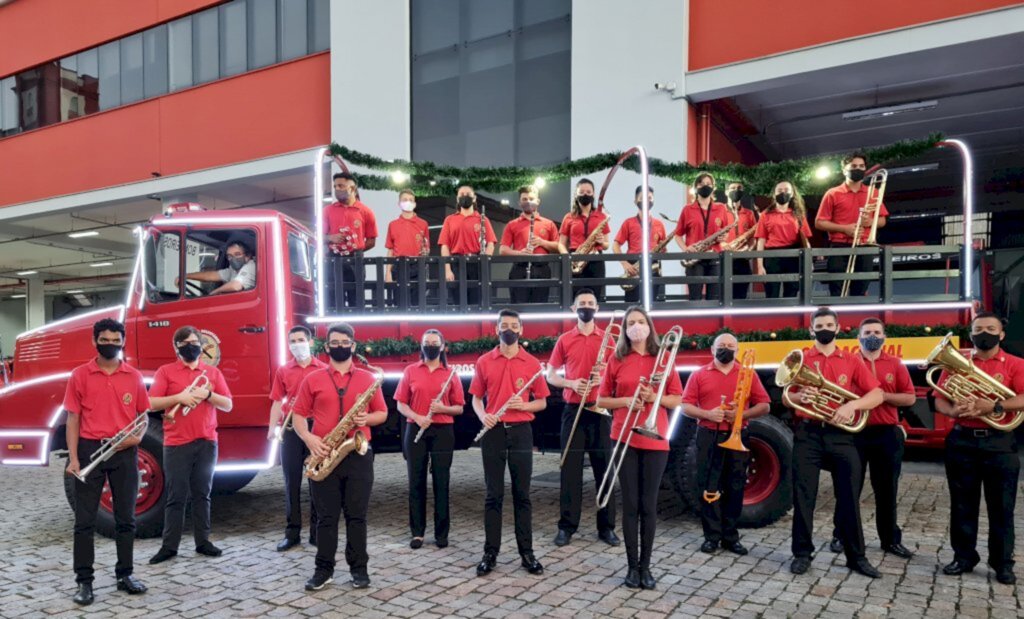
[399,201,416,213]
[626,323,650,343]
[289,341,311,361]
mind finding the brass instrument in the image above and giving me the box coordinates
[681,220,738,268]
[701,349,756,503]
[164,370,210,423]
[525,212,536,280]
[74,413,149,483]
[621,234,675,292]
[775,349,870,432]
[414,368,458,444]
[596,326,683,509]
[722,226,756,252]
[571,218,610,275]
[924,332,1023,432]
[559,313,622,468]
[840,169,887,297]
[304,365,385,481]
[473,365,546,442]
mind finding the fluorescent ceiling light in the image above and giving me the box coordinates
[886,163,939,175]
[10,294,26,299]
[89,262,113,268]
[842,100,938,121]
[15,270,37,275]
[68,231,100,238]
[65,289,84,294]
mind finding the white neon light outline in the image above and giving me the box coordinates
[314,147,330,318]
[0,430,50,465]
[938,139,974,299]
[270,218,289,368]
[48,405,64,428]
[16,306,124,340]
[214,438,280,473]
[132,227,146,313]
[637,147,652,312]
[151,216,280,226]
[0,372,73,397]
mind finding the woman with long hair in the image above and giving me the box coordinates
[754,180,813,298]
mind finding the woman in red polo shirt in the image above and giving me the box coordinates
[754,180,813,299]
[597,306,683,591]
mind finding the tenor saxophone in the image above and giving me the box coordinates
[304,366,385,481]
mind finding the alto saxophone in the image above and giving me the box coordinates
[722,226,756,252]
[621,233,676,292]
[304,366,385,481]
[681,220,738,268]
[571,218,610,275]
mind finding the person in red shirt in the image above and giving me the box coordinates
[559,178,610,302]
[268,325,328,552]
[470,309,551,577]
[754,181,813,299]
[722,182,758,301]
[384,189,430,307]
[439,184,496,307]
[323,172,379,310]
[934,312,1023,585]
[814,151,889,297]
[828,318,916,560]
[500,185,566,305]
[674,172,730,301]
[395,329,465,550]
[597,306,683,590]
[682,333,770,556]
[613,185,669,303]
[291,322,387,591]
[787,307,884,579]
[147,326,233,566]
[63,318,150,605]
[545,289,618,547]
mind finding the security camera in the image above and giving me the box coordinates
[654,82,677,92]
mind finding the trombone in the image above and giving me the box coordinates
[74,413,149,482]
[840,169,887,298]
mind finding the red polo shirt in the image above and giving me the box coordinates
[600,350,684,451]
[290,365,387,441]
[674,201,730,252]
[682,361,771,431]
[270,357,328,413]
[469,346,550,423]
[323,200,378,254]
[385,214,430,257]
[935,350,1024,429]
[615,217,668,252]
[394,362,465,424]
[859,350,914,426]
[816,182,889,245]
[151,361,231,446]
[549,325,606,404]
[794,347,880,422]
[560,210,610,251]
[501,214,559,254]
[438,211,496,255]
[724,206,757,244]
[63,358,150,441]
[754,208,813,248]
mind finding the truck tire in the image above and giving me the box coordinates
[664,415,698,511]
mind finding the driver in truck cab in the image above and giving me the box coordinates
[181,241,256,295]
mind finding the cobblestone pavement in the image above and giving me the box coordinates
[1,449,1021,619]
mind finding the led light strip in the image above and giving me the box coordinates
[214,438,280,472]
[17,307,123,340]
[314,147,331,318]
[938,139,973,299]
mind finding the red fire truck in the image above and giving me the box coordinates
[0,143,981,538]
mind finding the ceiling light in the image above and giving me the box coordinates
[65,290,84,294]
[842,100,937,121]
[10,294,26,299]
[16,270,37,276]
[533,177,547,189]
[814,165,831,180]
[68,231,100,238]
[886,163,940,175]
[89,262,113,268]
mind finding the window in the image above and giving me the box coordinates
[144,231,182,304]
[289,233,312,280]
[220,0,248,77]
[98,41,121,110]
[183,229,259,297]
[309,0,330,52]
[168,17,194,91]
[279,0,308,61]
[248,0,278,70]
[0,77,16,136]
[143,26,169,98]
[120,34,144,105]
[193,7,220,85]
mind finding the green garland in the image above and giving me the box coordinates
[328,133,942,197]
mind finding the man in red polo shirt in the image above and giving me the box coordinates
[291,322,387,591]
[674,172,730,301]
[788,307,883,578]
[384,189,430,307]
[323,172,378,310]
[470,309,550,577]
[560,178,610,302]
[682,333,770,556]
[934,312,1023,586]
[815,151,889,297]
[829,318,916,559]
[439,184,496,307]
[613,185,669,303]
[500,184,565,305]
[148,326,232,566]
[268,325,328,552]
[64,318,150,606]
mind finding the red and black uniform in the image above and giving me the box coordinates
[501,213,559,304]
[561,209,611,302]
[790,347,879,565]
[438,210,497,306]
[469,346,550,557]
[724,206,758,300]
[674,201,730,301]
[935,351,1023,572]
[323,199,379,309]
[63,358,150,586]
[549,325,615,537]
[682,362,770,545]
[291,363,386,579]
[600,350,684,572]
[395,361,465,542]
[816,182,889,297]
[384,214,430,306]
[754,207,813,298]
[615,216,668,303]
[150,361,230,552]
[270,357,328,545]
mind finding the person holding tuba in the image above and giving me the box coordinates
[674,173,730,301]
[395,329,465,550]
[682,333,770,556]
[560,178,610,302]
[500,185,565,304]
[933,312,1023,585]
[291,323,387,591]
[613,185,668,303]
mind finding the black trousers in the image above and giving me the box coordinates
[481,422,534,555]
[687,260,720,301]
[764,254,800,299]
[162,439,217,551]
[510,262,551,304]
[732,257,752,300]
[695,426,749,544]
[945,426,1019,570]
[558,404,615,535]
[623,267,665,304]
[386,263,422,308]
[791,422,865,562]
[310,448,375,575]
[573,259,605,303]
[827,242,875,297]
[447,260,482,306]
[73,440,138,584]
[326,254,366,310]
[403,423,454,540]
[832,425,904,547]
[619,446,667,570]
[281,426,318,542]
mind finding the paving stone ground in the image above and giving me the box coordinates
[0,449,1021,618]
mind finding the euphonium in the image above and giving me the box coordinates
[924,332,1022,432]
[304,366,385,481]
[775,349,870,433]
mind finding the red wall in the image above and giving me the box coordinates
[689,0,1022,70]
[0,54,331,207]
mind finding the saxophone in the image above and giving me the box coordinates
[620,234,676,292]
[680,220,738,268]
[571,218,610,274]
[304,365,385,481]
[722,226,756,252]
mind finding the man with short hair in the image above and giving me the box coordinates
[324,173,378,309]
[500,185,565,305]
[439,185,496,307]
[182,240,256,295]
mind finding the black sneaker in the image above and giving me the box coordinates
[305,571,333,591]
[790,556,811,575]
[148,547,177,564]
[351,572,371,589]
[195,542,223,557]
[829,537,844,554]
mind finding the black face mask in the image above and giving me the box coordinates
[97,344,122,360]
[422,345,442,361]
[696,186,714,199]
[846,168,866,183]
[576,307,596,323]
[714,348,735,364]
[635,201,653,210]
[814,329,837,345]
[775,192,792,205]
[328,345,353,362]
[177,343,202,363]
[576,194,594,207]
[457,196,474,209]
[971,332,1000,352]
[727,190,744,203]
[499,329,519,346]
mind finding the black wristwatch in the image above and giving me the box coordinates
[993,400,1004,415]
[205,390,214,402]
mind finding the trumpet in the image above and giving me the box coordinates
[775,349,869,432]
[164,370,210,423]
[473,365,546,443]
[74,413,149,483]
[840,169,887,297]
[415,368,458,443]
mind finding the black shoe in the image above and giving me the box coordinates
[623,567,641,589]
[72,583,94,606]
[116,575,147,594]
[305,571,333,591]
[435,538,449,549]
[553,529,572,546]
[847,558,881,578]
[790,557,811,575]
[410,537,424,549]
[309,536,318,547]
[995,567,1016,585]
[883,542,913,559]
[277,537,300,552]
[829,537,844,553]
[700,540,719,554]
[722,541,748,556]
[196,542,223,557]
[639,568,656,590]
[149,547,177,564]
[520,553,544,575]
[476,552,497,577]
[942,559,976,575]
[598,529,620,546]
[351,572,371,589]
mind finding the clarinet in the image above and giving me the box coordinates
[525,212,536,280]
[478,203,488,256]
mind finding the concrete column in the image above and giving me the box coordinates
[25,276,45,330]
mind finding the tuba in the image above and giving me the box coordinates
[304,365,385,481]
[924,332,1023,432]
[775,349,870,433]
